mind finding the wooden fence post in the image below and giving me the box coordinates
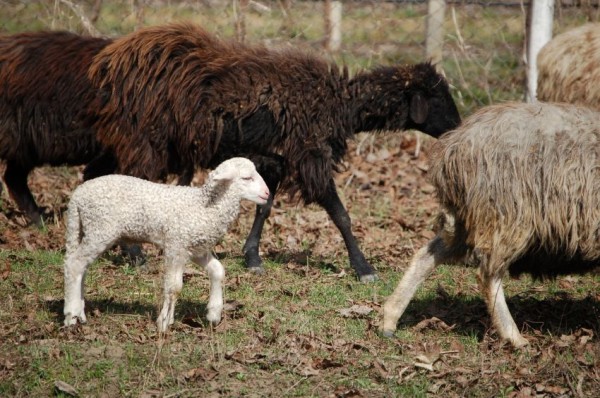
[325,0,342,52]
[234,0,249,43]
[426,0,446,66]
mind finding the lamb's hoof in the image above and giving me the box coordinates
[248,266,265,275]
[359,273,379,283]
[64,314,86,327]
[206,310,222,326]
[380,329,395,338]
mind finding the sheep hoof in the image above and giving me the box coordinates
[380,329,395,338]
[248,266,265,275]
[120,243,146,266]
[359,273,379,283]
[511,336,530,348]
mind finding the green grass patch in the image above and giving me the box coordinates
[1,246,598,396]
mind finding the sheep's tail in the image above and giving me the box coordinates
[64,200,83,256]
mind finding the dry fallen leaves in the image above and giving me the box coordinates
[1,259,10,280]
[337,304,373,318]
[54,380,78,397]
[413,317,455,332]
[180,366,219,382]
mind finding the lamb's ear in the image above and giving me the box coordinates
[212,165,238,181]
[409,92,429,124]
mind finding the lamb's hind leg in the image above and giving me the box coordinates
[478,251,528,347]
[157,248,187,333]
[381,236,453,336]
[64,239,110,326]
[192,252,224,325]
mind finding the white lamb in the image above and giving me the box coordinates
[63,157,270,332]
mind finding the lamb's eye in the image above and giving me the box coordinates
[242,176,253,181]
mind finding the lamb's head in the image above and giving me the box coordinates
[211,157,270,205]
[353,62,461,138]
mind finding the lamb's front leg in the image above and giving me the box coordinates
[157,249,187,333]
[192,252,224,325]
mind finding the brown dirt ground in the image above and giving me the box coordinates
[1,133,599,397]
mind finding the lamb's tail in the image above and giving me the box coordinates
[64,200,83,255]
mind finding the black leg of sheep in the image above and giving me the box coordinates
[83,151,119,182]
[243,198,273,273]
[3,161,42,226]
[317,179,377,282]
[243,156,284,273]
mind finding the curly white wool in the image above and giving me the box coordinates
[63,157,269,332]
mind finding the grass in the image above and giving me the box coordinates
[1,243,599,396]
[2,1,594,117]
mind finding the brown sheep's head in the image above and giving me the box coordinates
[352,62,461,138]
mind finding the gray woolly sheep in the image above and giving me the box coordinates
[382,102,600,347]
[63,157,270,332]
[537,23,600,109]
[85,22,461,282]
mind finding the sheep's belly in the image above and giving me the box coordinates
[508,250,600,280]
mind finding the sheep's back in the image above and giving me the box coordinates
[89,22,352,201]
[70,175,205,245]
[0,31,110,164]
[430,102,600,262]
[537,23,600,109]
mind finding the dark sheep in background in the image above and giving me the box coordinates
[0,31,112,225]
[537,23,600,109]
[86,22,461,281]
[382,102,600,347]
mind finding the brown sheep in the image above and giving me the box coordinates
[537,23,600,109]
[0,30,112,225]
[382,102,600,347]
[85,22,462,281]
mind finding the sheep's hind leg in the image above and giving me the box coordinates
[4,161,42,226]
[192,252,224,325]
[318,179,376,282]
[381,236,451,336]
[157,249,187,333]
[64,240,109,326]
[478,256,528,348]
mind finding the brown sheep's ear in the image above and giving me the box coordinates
[409,93,429,124]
